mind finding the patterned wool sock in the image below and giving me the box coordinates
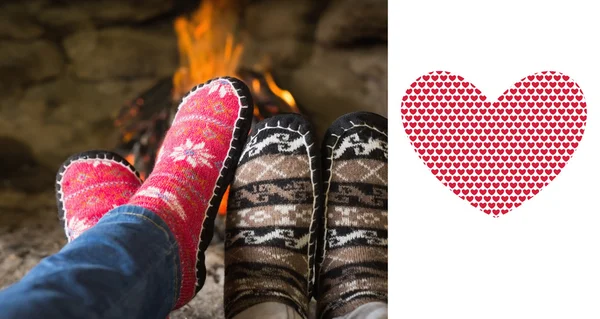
[126,77,253,309]
[56,151,142,242]
[316,112,388,319]
[224,114,322,319]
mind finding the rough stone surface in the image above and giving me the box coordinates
[0,75,159,170]
[0,191,67,290]
[0,137,37,176]
[0,0,47,15]
[64,27,178,80]
[0,136,54,194]
[170,245,226,319]
[243,0,316,41]
[239,0,320,70]
[0,14,43,40]
[240,37,314,70]
[284,46,387,138]
[0,1,45,39]
[316,0,388,46]
[37,7,95,36]
[0,40,64,93]
[78,0,174,25]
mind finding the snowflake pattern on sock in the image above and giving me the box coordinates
[126,77,254,309]
[56,151,142,242]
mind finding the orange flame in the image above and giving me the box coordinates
[218,188,229,215]
[172,0,243,99]
[264,73,300,113]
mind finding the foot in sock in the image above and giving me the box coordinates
[316,112,388,319]
[224,114,322,319]
[56,151,142,242]
[126,77,253,309]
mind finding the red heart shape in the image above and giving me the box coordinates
[401,71,587,217]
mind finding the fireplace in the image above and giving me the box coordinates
[0,0,387,318]
[115,0,311,218]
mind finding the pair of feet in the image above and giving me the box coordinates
[56,77,387,318]
[225,112,388,319]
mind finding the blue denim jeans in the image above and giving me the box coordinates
[0,205,180,319]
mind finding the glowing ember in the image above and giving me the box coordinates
[125,154,135,168]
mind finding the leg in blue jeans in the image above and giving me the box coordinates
[0,205,180,319]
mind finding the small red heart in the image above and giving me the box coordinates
[401,71,587,217]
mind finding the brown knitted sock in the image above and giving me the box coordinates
[224,114,322,319]
[316,112,388,319]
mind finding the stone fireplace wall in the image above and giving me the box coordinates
[239,0,387,138]
[0,0,179,191]
[0,0,386,193]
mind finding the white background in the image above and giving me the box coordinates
[390,1,600,318]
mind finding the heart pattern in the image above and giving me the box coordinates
[401,71,587,217]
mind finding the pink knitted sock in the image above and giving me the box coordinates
[126,77,253,309]
[56,151,142,242]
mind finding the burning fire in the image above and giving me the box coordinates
[172,0,243,100]
[263,73,299,113]
[172,0,299,112]
[116,0,301,216]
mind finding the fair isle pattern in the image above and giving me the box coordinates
[127,77,253,309]
[317,112,388,319]
[56,151,142,242]
[225,114,322,319]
